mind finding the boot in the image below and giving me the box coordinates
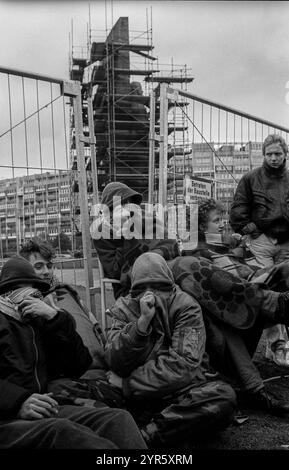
[241,387,289,416]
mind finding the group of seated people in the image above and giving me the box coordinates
[2,147,289,449]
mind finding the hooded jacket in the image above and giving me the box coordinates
[100,182,143,208]
[229,160,289,243]
[105,253,206,399]
[92,182,180,298]
[0,304,92,419]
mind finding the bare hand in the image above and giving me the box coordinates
[19,296,58,320]
[107,371,123,390]
[139,291,156,320]
[138,291,156,334]
[17,393,59,420]
[113,205,131,235]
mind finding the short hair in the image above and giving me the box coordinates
[20,237,55,262]
[262,134,288,156]
[198,198,224,234]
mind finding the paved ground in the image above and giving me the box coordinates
[71,279,289,451]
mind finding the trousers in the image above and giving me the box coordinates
[204,314,265,392]
[0,403,147,449]
[127,380,236,448]
[246,233,289,349]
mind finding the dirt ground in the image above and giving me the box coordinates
[73,282,289,451]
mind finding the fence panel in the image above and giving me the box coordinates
[156,84,289,210]
[0,67,97,317]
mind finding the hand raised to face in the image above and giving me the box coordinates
[19,295,58,321]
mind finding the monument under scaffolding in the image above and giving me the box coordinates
[69,15,193,209]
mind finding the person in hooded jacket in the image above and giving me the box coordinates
[104,252,237,448]
[90,181,180,299]
[229,134,289,369]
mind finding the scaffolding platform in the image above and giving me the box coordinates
[145,76,194,83]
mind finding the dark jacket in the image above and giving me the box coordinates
[92,182,180,298]
[0,308,92,419]
[49,284,107,369]
[105,253,206,399]
[229,160,289,243]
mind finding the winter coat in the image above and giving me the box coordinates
[49,283,107,369]
[229,160,289,243]
[0,308,92,419]
[105,252,206,399]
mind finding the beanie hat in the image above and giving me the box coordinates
[0,256,50,294]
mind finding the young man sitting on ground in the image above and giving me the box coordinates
[180,198,289,413]
[104,252,237,448]
[0,256,147,449]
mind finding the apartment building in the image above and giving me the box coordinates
[0,171,72,254]
[168,141,263,205]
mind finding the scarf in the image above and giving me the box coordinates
[0,287,43,322]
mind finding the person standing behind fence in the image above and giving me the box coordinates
[229,134,289,367]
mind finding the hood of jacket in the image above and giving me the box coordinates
[101,182,142,209]
[131,252,174,291]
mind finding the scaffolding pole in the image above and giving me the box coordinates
[87,92,99,205]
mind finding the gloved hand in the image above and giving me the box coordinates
[61,379,125,408]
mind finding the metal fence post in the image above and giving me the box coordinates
[71,82,95,314]
[158,82,168,206]
[148,90,156,204]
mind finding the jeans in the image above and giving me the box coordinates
[0,403,147,449]
[205,314,264,392]
[246,233,289,350]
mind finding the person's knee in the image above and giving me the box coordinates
[218,381,237,404]
[111,408,138,428]
[49,418,75,435]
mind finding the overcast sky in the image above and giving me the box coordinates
[0,0,288,128]
[0,0,289,182]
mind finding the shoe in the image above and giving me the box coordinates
[243,388,289,416]
[265,343,289,367]
[140,422,161,448]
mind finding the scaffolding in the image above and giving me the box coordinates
[69,10,194,209]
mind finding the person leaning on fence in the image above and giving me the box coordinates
[104,252,237,448]
[0,256,147,449]
[229,134,289,367]
[181,197,289,414]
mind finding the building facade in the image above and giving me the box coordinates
[167,141,263,207]
[0,171,73,255]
